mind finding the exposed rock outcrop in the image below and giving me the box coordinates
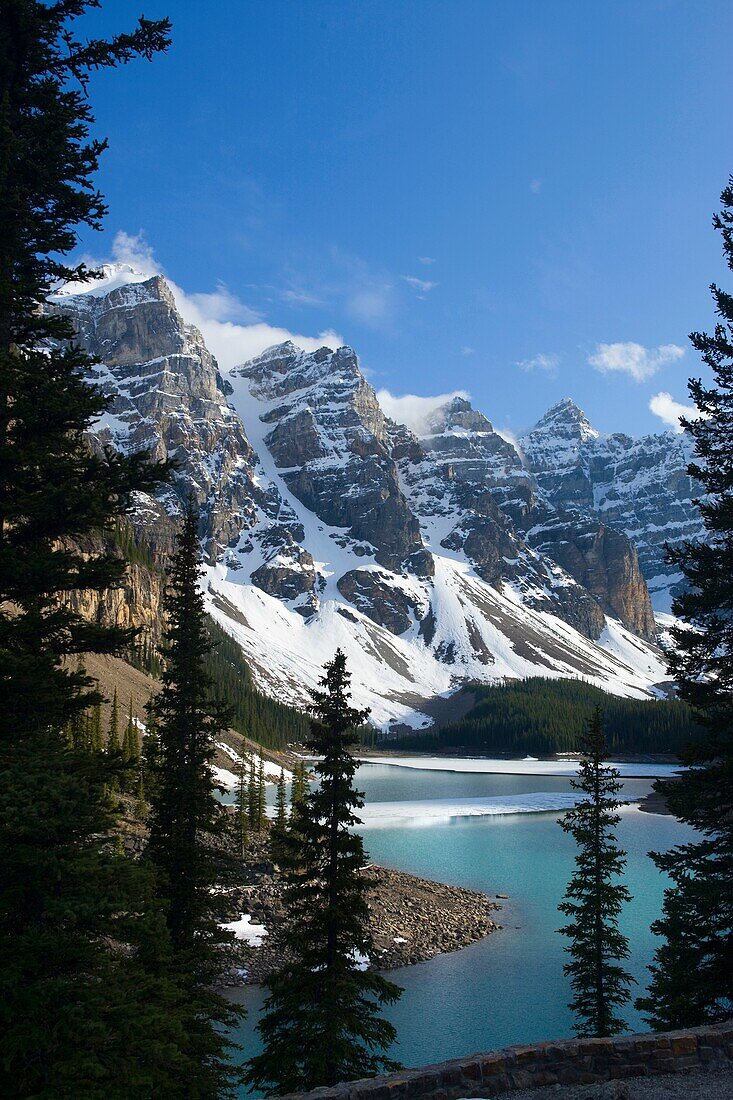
[337,569,424,635]
[51,274,262,561]
[50,265,672,730]
[234,343,426,573]
[521,399,703,610]
[392,397,643,640]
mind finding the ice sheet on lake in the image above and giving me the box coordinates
[358,755,682,779]
[358,791,583,827]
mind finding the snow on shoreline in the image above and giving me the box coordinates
[220,914,268,946]
[357,794,662,829]
[358,792,583,827]
[357,755,682,779]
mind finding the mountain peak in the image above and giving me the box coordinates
[51,262,156,301]
[531,398,599,442]
[423,395,493,436]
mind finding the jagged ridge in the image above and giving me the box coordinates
[52,265,688,730]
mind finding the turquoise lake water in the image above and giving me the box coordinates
[230,761,695,1081]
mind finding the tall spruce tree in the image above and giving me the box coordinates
[145,499,244,1094]
[290,757,309,810]
[248,752,259,830]
[638,179,733,1029]
[558,707,634,1037]
[270,765,288,865]
[90,700,103,753]
[0,6,237,1095]
[234,750,249,859]
[275,767,288,830]
[122,695,139,792]
[257,752,267,828]
[107,686,120,750]
[246,649,402,1094]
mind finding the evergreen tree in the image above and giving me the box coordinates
[123,696,139,762]
[275,768,288,831]
[0,8,222,1092]
[246,650,402,1094]
[558,707,634,1037]
[234,751,249,859]
[290,758,308,811]
[0,1,170,746]
[107,686,121,752]
[248,752,259,831]
[122,696,139,792]
[106,685,121,792]
[141,690,162,805]
[146,500,244,1094]
[638,179,733,1029]
[257,752,267,829]
[90,701,103,753]
[271,766,288,864]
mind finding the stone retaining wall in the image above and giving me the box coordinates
[282,1021,733,1100]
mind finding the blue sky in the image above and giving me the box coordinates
[76,0,731,438]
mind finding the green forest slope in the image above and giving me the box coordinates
[389,678,698,757]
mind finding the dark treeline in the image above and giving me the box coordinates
[203,617,310,748]
[390,678,698,756]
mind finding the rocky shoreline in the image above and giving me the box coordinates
[217,844,502,985]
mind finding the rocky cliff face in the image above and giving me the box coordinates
[396,395,655,640]
[520,399,703,611]
[63,531,165,654]
[51,265,676,729]
[51,270,261,562]
[236,343,429,575]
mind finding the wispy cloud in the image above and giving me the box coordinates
[649,391,701,433]
[377,388,470,436]
[401,274,438,296]
[530,179,542,194]
[517,352,559,377]
[280,287,326,307]
[186,283,262,324]
[104,232,342,369]
[589,341,685,383]
[461,346,475,356]
[347,284,394,324]
[418,256,436,265]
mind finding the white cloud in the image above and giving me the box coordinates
[649,391,701,433]
[104,231,342,370]
[401,275,438,295]
[461,346,475,356]
[530,179,542,194]
[181,315,343,371]
[588,341,685,383]
[377,388,470,436]
[418,256,436,265]
[185,283,261,324]
[346,284,394,325]
[110,230,159,274]
[517,352,559,376]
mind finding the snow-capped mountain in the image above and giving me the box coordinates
[519,399,702,611]
[52,265,697,730]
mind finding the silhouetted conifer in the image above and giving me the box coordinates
[246,650,402,1093]
[146,500,244,1093]
[558,708,634,1037]
[0,6,238,1090]
[234,751,249,858]
[638,179,733,1028]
